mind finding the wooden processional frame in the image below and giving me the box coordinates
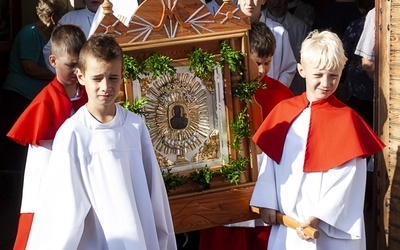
[92,0,261,233]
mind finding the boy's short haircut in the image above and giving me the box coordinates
[249,21,276,58]
[77,34,124,74]
[300,30,348,71]
[50,24,86,56]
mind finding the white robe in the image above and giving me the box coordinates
[26,104,177,250]
[20,140,52,214]
[250,106,366,250]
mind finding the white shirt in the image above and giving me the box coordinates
[355,8,375,61]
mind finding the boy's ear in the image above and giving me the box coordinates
[297,63,306,78]
[49,55,56,68]
[122,68,126,79]
[76,68,85,86]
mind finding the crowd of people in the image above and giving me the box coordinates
[0,0,382,249]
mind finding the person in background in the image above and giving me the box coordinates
[287,0,315,28]
[312,0,362,39]
[43,0,104,73]
[347,5,375,248]
[202,0,238,16]
[342,3,374,128]
[199,21,294,250]
[7,24,87,250]
[251,30,385,249]
[0,1,67,249]
[238,0,297,88]
[312,0,363,101]
[264,0,310,95]
[206,0,224,15]
[25,33,177,250]
[355,7,375,82]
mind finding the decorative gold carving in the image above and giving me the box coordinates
[139,77,152,97]
[204,79,215,94]
[102,0,113,16]
[192,130,220,162]
[144,72,211,165]
[156,152,174,168]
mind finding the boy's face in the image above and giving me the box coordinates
[238,0,267,21]
[86,0,104,13]
[76,56,123,109]
[49,52,79,86]
[249,52,272,77]
[297,62,342,102]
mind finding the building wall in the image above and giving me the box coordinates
[377,0,400,248]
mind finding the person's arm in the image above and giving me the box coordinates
[355,8,375,80]
[21,59,54,80]
[260,207,277,224]
[17,25,55,79]
[361,57,375,80]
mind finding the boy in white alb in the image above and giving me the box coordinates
[26,34,177,250]
[251,30,385,249]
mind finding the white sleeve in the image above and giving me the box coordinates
[250,154,279,210]
[20,141,52,213]
[313,157,367,239]
[26,131,91,249]
[355,8,375,60]
[139,120,177,250]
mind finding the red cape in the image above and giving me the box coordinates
[7,77,88,146]
[255,75,294,120]
[253,93,385,172]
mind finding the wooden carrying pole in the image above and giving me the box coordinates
[276,212,320,239]
[251,207,320,239]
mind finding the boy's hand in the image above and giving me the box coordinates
[296,216,320,240]
[260,208,277,225]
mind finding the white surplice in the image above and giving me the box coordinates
[26,104,176,250]
[250,106,366,250]
[20,140,52,214]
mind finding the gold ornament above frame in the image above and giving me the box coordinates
[134,66,229,173]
